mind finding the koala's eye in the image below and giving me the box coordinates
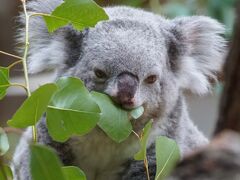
[94,69,107,79]
[145,75,157,84]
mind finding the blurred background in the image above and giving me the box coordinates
[0,0,237,156]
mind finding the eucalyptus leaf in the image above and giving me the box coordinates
[50,77,100,113]
[0,67,10,100]
[62,166,86,180]
[8,84,57,128]
[43,0,109,32]
[46,77,100,142]
[0,128,9,156]
[47,107,99,142]
[130,106,144,119]
[0,164,13,180]
[155,136,180,180]
[134,120,152,160]
[91,92,132,143]
[30,144,65,180]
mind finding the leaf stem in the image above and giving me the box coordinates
[0,51,23,60]
[21,0,37,143]
[144,157,150,180]
[10,83,28,92]
[8,60,23,69]
[0,83,27,92]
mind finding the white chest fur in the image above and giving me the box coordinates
[69,128,140,180]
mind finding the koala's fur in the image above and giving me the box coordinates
[12,0,226,179]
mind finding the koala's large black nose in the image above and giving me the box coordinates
[114,72,138,107]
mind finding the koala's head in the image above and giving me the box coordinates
[22,2,226,120]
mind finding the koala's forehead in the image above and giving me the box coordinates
[79,20,167,75]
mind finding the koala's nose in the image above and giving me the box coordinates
[113,72,138,107]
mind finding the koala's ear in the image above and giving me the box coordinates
[17,0,84,74]
[168,16,226,95]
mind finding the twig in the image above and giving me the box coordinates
[21,0,37,143]
[144,157,150,180]
[0,51,23,60]
[8,60,23,69]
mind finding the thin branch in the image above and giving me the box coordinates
[0,51,23,60]
[144,157,150,180]
[21,0,37,143]
[8,60,23,69]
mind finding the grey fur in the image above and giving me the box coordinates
[13,1,226,180]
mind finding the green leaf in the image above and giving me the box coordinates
[46,77,100,142]
[47,107,99,142]
[43,0,109,32]
[50,77,100,113]
[8,84,57,128]
[0,164,13,180]
[62,166,86,180]
[134,120,152,160]
[0,67,10,100]
[130,106,144,119]
[30,144,65,180]
[155,136,180,180]
[0,128,9,156]
[91,92,132,143]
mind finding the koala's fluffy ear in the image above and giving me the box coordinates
[17,0,83,74]
[168,16,226,95]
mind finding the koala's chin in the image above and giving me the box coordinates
[12,0,226,179]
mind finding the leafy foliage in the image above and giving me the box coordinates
[43,0,109,32]
[155,136,180,180]
[30,144,87,180]
[8,84,58,128]
[0,128,9,156]
[0,67,10,100]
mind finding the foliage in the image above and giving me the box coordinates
[30,144,86,180]
[0,0,181,179]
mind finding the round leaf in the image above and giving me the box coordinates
[91,92,132,143]
[8,84,58,128]
[47,107,99,142]
[0,128,9,156]
[30,144,65,180]
[62,166,86,180]
[155,136,180,180]
[43,0,109,32]
[0,164,13,180]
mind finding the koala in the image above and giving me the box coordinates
[12,0,226,180]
